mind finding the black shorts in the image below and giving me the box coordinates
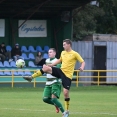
[51,67,71,90]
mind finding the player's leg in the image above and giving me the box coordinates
[51,94,59,113]
[43,85,54,105]
[23,66,61,82]
[51,64,71,112]
[51,83,64,114]
[63,88,70,111]
[61,74,71,116]
[23,65,52,82]
[62,90,70,117]
[32,65,52,77]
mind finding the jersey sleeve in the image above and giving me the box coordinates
[75,52,84,63]
[45,59,49,65]
[59,52,62,61]
[56,64,61,68]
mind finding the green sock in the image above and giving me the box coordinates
[51,98,64,113]
[43,97,54,105]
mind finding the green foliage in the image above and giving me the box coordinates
[73,4,104,40]
[73,0,117,40]
[96,0,117,33]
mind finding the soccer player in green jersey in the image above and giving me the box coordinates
[24,48,66,117]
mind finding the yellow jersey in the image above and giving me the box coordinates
[59,50,84,79]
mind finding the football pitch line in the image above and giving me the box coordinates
[0,108,117,116]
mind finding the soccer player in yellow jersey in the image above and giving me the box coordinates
[23,39,85,117]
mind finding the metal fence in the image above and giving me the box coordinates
[74,70,117,87]
[0,70,117,87]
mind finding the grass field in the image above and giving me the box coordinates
[0,86,117,117]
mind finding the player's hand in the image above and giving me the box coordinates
[79,67,84,71]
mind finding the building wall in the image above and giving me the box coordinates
[106,41,117,83]
[0,19,10,45]
[93,34,117,83]
[0,19,53,48]
[72,34,117,84]
[52,18,72,57]
[72,41,93,83]
[0,18,72,57]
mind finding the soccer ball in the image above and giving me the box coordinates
[16,59,25,68]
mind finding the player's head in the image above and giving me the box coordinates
[63,39,72,51]
[48,48,56,58]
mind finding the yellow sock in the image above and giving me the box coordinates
[32,70,42,78]
[64,98,70,110]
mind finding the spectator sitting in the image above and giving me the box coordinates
[11,43,23,61]
[35,52,46,66]
[0,42,12,63]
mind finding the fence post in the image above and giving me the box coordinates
[98,71,100,86]
[34,71,36,88]
[34,78,36,88]
[12,71,14,88]
[76,71,79,87]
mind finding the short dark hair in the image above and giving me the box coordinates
[49,48,56,52]
[63,39,72,46]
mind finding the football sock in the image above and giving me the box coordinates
[43,97,54,105]
[64,98,70,110]
[32,69,44,78]
[51,98,64,113]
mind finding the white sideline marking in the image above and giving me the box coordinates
[0,108,117,116]
[0,108,49,112]
[70,112,117,116]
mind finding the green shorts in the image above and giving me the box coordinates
[43,82,61,98]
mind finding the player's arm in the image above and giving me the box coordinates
[75,52,85,71]
[48,53,62,67]
[79,61,85,71]
[50,59,61,67]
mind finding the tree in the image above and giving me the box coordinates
[73,0,117,40]
[73,4,104,40]
[96,0,117,33]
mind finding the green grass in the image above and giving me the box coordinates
[0,86,117,117]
